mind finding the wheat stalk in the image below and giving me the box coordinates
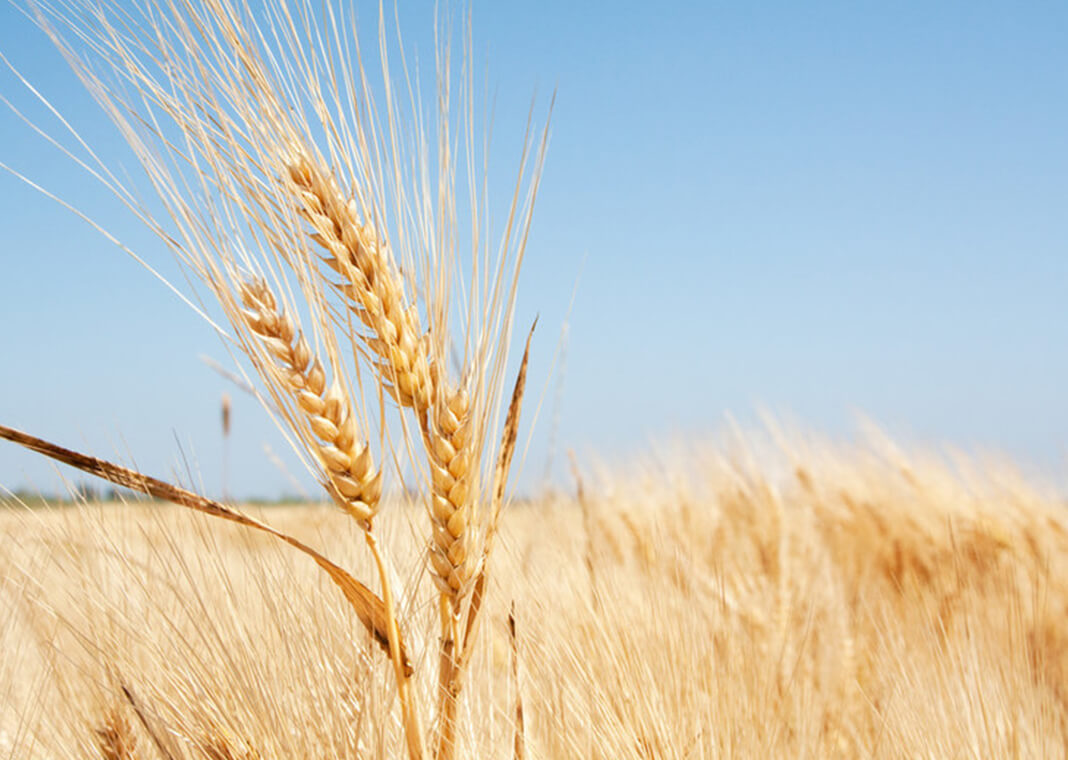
[286,149,483,760]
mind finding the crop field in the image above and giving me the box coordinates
[2,0,1066,757]
[3,435,1068,758]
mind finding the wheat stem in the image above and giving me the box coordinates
[365,530,427,760]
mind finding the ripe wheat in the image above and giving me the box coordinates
[237,277,381,522]
[0,1,546,758]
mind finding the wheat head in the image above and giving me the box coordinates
[237,277,380,523]
[287,155,434,413]
[426,387,475,600]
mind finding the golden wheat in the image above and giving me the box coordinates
[287,154,435,413]
[237,277,380,523]
[4,432,1068,757]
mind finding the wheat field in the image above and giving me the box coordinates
[2,0,1067,757]
[3,433,1068,758]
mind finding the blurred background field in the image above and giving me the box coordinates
[2,1,1066,503]
[4,429,1068,758]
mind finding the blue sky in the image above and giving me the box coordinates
[1,1,1066,499]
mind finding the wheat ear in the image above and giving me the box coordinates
[286,155,434,412]
[236,278,381,522]
[426,388,476,599]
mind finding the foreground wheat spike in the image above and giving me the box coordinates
[237,277,381,522]
[287,155,434,412]
[426,388,476,599]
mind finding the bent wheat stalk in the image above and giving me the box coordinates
[0,422,426,755]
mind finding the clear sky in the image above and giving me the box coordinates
[1,1,1066,500]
